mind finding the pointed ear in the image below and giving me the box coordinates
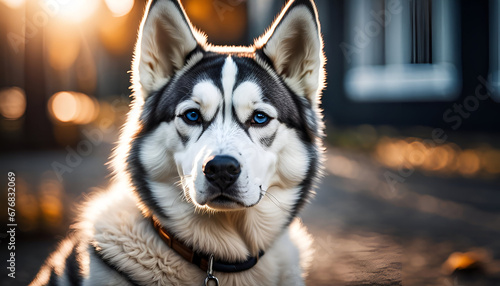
[255,0,324,105]
[133,0,204,96]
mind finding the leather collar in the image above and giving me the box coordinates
[151,216,264,273]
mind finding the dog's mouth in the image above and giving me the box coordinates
[206,194,245,209]
[191,184,264,211]
[195,186,252,210]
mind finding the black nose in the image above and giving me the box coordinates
[203,155,241,190]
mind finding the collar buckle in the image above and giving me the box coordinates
[204,254,220,286]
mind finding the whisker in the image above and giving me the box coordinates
[263,191,291,213]
[170,174,193,207]
[169,192,185,208]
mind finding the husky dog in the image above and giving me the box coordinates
[32,0,325,285]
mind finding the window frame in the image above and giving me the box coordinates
[343,0,462,102]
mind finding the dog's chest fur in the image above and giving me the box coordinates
[79,189,311,286]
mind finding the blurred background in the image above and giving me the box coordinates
[1,0,500,285]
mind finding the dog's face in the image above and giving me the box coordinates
[126,0,324,215]
[171,56,280,210]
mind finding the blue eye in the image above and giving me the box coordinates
[183,110,200,123]
[252,112,269,125]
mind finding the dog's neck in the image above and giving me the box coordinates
[147,184,298,263]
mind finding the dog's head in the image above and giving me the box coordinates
[124,0,325,216]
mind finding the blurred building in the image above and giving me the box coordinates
[321,0,500,133]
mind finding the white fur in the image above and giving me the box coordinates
[222,57,238,120]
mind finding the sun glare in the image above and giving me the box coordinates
[104,0,134,17]
[1,0,24,9]
[56,0,100,23]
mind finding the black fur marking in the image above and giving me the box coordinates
[254,49,274,70]
[231,105,253,142]
[289,144,319,222]
[65,247,83,286]
[176,129,189,146]
[92,246,141,286]
[203,106,220,132]
[260,131,277,147]
[47,268,58,286]
[184,45,205,64]
[127,135,169,219]
[195,106,220,143]
[140,82,171,132]
[222,88,227,121]
[281,84,319,143]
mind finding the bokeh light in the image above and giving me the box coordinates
[373,137,499,178]
[0,87,26,120]
[481,148,500,174]
[104,0,134,17]
[49,92,78,123]
[422,146,449,171]
[375,137,406,168]
[48,91,99,124]
[55,0,100,24]
[406,141,428,167]
[457,150,481,176]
